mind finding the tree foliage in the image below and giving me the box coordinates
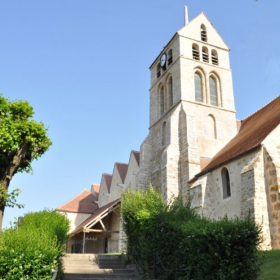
[0,187,24,209]
[0,95,52,229]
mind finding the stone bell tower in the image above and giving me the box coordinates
[137,7,237,201]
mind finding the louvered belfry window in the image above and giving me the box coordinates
[212,50,219,65]
[201,24,207,42]
[192,44,199,60]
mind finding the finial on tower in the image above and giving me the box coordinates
[184,5,189,25]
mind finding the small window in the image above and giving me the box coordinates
[194,72,203,102]
[222,168,231,199]
[157,63,161,78]
[162,121,167,146]
[159,85,165,116]
[211,50,219,65]
[168,49,173,66]
[168,77,173,107]
[209,76,218,106]
[201,24,207,42]
[192,44,199,60]
[202,47,209,63]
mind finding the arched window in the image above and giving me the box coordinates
[211,50,219,65]
[157,63,161,78]
[192,44,199,60]
[201,24,207,42]
[168,49,173,66]
[162,121,167,146]
[194,72,203,102]
[168,77,173,107]
[222,168,231,199]
[159,85,165,116]
[202,47,209,63]
[209,76,218,106]
[207,114,217,139]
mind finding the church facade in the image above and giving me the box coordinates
[57,10,280,252]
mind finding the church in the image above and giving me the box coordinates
[57,8,280,252]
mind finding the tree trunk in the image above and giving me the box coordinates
[0,142,30,231]
[0,204,5,231]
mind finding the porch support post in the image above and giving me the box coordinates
[83,231,86,254]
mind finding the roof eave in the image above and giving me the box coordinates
[188,145,262,184]
[149,33,178,69]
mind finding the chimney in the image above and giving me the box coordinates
[184,6,189,25]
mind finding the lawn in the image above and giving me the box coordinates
[258,250,280,280]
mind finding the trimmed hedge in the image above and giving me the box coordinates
[121,187,262,280]
[0,210,69,280]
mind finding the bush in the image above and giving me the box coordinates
[22,209,70,248]
[121,187,262,280]
[0,210,69,280]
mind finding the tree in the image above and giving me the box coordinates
[0,95,52,230]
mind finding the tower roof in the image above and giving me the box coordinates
[150,12,229,69]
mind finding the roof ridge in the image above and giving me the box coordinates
[115,162,128,166]
[242,95,280,121]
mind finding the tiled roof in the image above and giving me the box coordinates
[116,163,128,183]
[191,95,280,182]
[103,174,112,193]
[71,198,120,235]
[132,150,140,166]
[56,189,98,214]
[91,184,100,199]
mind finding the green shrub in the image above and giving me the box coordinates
[0,210,69,280]
[21,209,70,248]
[121,187,262,280]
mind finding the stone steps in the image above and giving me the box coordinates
[62,254,137,280]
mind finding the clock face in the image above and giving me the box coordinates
[160,53,167,67]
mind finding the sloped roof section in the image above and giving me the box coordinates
[91,184,100,199]
[71,198,120,235]
[116,163,128,183]
[103,173,112,193]
[56,189,98,214]
[132,150,140,166]
[191,95,280,182]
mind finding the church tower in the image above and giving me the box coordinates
[137,9,238,201]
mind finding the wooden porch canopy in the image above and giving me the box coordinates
[71,198,120,236]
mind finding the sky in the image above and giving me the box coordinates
[1,0,279,228]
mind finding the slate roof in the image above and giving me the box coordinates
[71,198,120,235]
[56,189,98,214]
[190,95,280,182]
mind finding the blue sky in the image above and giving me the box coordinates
[1,0,278,228]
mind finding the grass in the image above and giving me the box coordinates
[258,250,280,280]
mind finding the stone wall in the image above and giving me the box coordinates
[262,125,280,249]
